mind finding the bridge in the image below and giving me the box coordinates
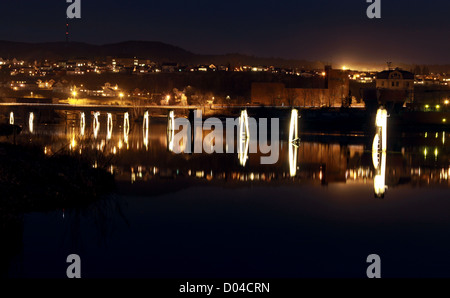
[0,102,320,111]
[0,102,203,112]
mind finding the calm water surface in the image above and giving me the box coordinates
[2,109,450,278]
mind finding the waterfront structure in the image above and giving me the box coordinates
[250,66,350,107]
[376,67,414,107]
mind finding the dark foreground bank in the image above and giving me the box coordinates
[0,142,115,213]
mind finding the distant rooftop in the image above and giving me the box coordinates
[377,68,414,80]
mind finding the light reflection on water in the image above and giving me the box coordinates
[80,112,85,137]
[372,108,388,198]
[93,112,100,139]
[2,108,450,278]
[123,112,130,145]
[28,112,34,134]
[288,109,299,177]
[5,109,450,197]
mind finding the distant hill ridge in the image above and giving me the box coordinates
[1,40,449,72]
[0,40,322,68]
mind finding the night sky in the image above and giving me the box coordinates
[1,0,450,65]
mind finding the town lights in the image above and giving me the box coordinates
[445,100,449,105]
[119,93,124,98]
[72,91,77,97]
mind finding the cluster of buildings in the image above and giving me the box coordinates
[348,71,377,83]
[2,79,125,98]
[1,56,449,109]
[250,66,450,109]
[251,66,352,107]
[0,56,317,77]
[415,74,450,86]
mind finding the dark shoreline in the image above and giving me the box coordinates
[0,142,115,214]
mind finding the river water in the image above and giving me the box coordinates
[2,109,450,278]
